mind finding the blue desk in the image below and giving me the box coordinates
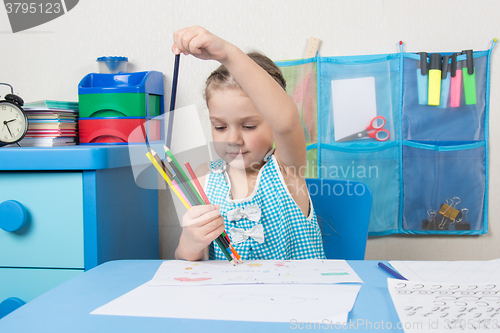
[0,146,159,317]
[0,260,403,332]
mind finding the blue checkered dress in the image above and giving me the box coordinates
[205,155,326,260]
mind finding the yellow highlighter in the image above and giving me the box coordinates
[428,53,442,106]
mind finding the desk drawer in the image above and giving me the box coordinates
[0,172,84,269]
[0,267,83,317]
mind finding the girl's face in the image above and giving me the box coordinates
[208,88,274,172]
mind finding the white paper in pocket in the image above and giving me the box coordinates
[331,77,377,142]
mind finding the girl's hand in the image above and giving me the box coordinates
[176,204,226,260]
[172,26,231,62]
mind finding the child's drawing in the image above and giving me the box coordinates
[173,277,212,282]
[149,260,362,286]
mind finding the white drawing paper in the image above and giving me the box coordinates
[331,77,377,142]
[389,259,500,284]
[91,283,361,323]
[148,259,363,286]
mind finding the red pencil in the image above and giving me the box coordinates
[184,161,210,205]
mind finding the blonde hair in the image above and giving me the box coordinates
[204,51,286,103]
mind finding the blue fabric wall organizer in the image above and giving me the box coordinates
[276,40,497,236]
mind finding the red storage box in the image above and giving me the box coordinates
[79,118,161,144]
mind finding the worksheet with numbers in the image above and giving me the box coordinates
[388,278,500,332]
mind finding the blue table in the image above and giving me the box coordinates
[0,146,159,318]
[0,260,403,332]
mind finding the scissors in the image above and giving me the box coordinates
[337,116,390,143]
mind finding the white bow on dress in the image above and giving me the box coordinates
[228,224,264,244]
[226,204,261,222]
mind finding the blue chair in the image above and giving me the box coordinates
[306,178,372,260]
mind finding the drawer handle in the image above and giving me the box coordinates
[0,200,28,232]
[0,297,26,319]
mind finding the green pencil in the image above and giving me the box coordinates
[164,146,205,205]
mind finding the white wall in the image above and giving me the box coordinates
[2,0,499,260]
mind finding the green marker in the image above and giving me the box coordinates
[462,50,476,105]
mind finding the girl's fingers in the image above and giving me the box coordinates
[186,204,219,219]
[172,44,181,55]
[204,216,227,240]
[185,216,225,246]
[178,28,201,55]
[189,213,225,235]
[186,32,210,55]
[183,205,221,227]
[173,27,192,55]
[196,208,222,226]
[173,26,214,57]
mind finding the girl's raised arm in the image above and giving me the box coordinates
[172,26,306,172]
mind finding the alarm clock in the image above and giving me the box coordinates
[0,94,28,147]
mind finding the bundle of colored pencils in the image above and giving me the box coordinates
[146,146,242,265]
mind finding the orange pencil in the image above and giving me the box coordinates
[229,243,242,262]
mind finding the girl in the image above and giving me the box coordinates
[173,26,325,261]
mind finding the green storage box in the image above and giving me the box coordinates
[79,93,161,118]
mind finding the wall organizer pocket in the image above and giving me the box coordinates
[278,58,319,178]
[277,39,496,236]
[402,142,486,234]
[402,52,488,141]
